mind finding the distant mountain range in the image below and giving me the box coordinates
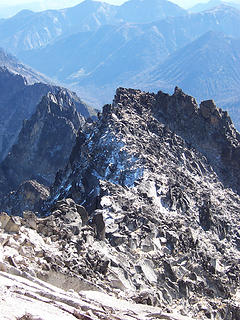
[0,47,50,84]
[1,0,240,128]
[0,0,186,55]
[0,1,81,18]
[114,0,186,23]
[19,5,240,86]
[134,31,240,104]
[189,0,240,12]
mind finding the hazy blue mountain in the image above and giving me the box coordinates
[0,0,187,55]
[0,1,81,18]
[0,3,45,19]
[115,0,186,23]
[133,31,240,128]
[158,4,240,40]
[20,23,175,85]
[0,47,50,84]
[21,4,240,80]
[3,2,240,116]
[223,97,240,129]
[189,0,240,13]
[19,5,240,107]
[0,9,67,53]
[0,0,117,54]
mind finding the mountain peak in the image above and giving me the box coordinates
[46,87,240,318]
[116,0,187,23]
[0,89,84,205]
[190,0,240,12]
[53,87,240,207]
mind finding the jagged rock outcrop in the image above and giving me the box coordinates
[0,90,84,202]
[49,87,240,319]
[0,64,93,161]
[0,67,57,160]
[152,87,240,193]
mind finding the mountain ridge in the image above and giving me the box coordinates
[0,47,51,84]
[0,86,239,319]
[189,0,240,12]
[132,31,240,126]
[0,0,187,55]
[17,4,240,128]
[47,87,240,319]
[0,89,85,214]
[0,48,95,162]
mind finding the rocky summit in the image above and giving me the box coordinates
[0,87,240,319]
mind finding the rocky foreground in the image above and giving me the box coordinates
[0,205,193,320]
[0,87,240,319]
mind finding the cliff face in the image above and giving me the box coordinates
[0,89,84,204]
[47,87,240,319]
[0,64,95,161]
[152,87,240,193]
[0,68,57,160]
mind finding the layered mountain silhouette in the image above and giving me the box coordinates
[20,4,240,82]
[0,48,94,161]
[190,0,240,12]
[0,1,116,54]
[0,1,80,18]
[0,47,50,84]
[20,23,173,86]
[115,0,186,23]
[14,4,240,122]
[0,0,186,55]
[135,31,240,104]
[1,0,240,127]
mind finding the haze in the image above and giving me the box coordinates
[1,0,240,10]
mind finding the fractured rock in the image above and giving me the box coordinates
[0,212,10,229]
[4,216,21,233]
[49,87,240,319]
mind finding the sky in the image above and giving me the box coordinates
[1,0,240,10]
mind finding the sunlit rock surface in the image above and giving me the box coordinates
[0,87,239,319]
[49,87,240,319]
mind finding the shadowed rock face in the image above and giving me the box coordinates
[0,180,50,216]
[0,89,84,198]
[0,68,58,161]
[151,87,240,192]
[49,87,240,319]
[0,67,93,162]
